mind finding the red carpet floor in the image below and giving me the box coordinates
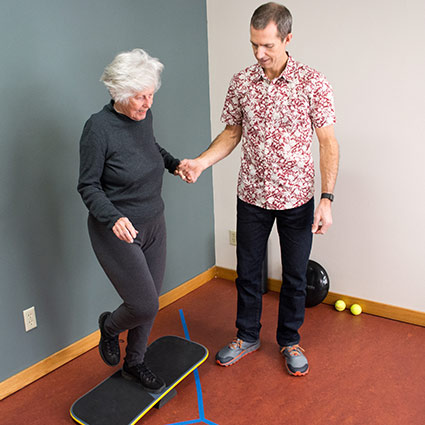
[1,278,425,425]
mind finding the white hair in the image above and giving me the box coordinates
[100,48,164,103]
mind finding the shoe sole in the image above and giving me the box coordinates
[121,369,165,394]
[216,345,260,367]
[285,364,309,377]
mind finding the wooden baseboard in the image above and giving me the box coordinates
[215,267,425,327]
[0,267,217,400]
[159,267,217,310]
[0,331,100,401]
[321,292,425,327]
[214,266,237,282]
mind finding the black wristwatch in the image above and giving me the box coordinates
[321,193,334,202]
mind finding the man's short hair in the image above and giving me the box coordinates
[250,2,292,40]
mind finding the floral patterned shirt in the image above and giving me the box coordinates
[221,54,336,210]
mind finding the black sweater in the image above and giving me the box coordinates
[78,101,179,229]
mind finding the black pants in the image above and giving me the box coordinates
[235,198,314,347]
[88,214,166,366]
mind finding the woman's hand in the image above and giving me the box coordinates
[177,159,204,183]
[112,217,138,243]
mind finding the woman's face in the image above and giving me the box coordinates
[116,88,155,121]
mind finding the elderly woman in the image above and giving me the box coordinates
[77,49,180,393]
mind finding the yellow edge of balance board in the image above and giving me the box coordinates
[69,347,209,425]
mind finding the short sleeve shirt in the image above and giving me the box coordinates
[221,54,336,210]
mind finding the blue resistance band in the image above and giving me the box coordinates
[165,309,218,425]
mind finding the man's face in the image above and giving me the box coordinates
[250,22,291,76]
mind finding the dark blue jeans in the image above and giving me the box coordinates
[235,197,314,347]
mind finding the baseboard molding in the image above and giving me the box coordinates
[215,267,425,327]
[214,266,237,282]
[321,292,425,327]
[159,267,217,310]
[0,267,217,400]
[0,331,100,401]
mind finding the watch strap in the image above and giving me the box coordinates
[321,193,334,202]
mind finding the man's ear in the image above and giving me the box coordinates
[284,33,293,46]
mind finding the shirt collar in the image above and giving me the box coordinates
[254,52,296,83]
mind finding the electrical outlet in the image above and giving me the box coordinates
[229,230,237,246]
[23,306,37,332]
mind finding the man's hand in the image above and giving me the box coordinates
[112,217,138,243]
[312,199,333,234]
[178,159,205,183]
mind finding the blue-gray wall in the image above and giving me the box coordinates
[0,0,214,382]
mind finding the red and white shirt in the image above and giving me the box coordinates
[221,54,336,210]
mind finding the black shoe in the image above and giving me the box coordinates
[98,312,120,366]
[122,361,166,394]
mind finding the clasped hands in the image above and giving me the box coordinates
[174,158,204,184]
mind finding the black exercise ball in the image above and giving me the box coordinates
[305,260,330,307]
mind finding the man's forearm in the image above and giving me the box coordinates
[312,125,339,234]
[320,143,339,193]
[197,124,242,171]
[316,125,339,194]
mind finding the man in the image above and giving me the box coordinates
[179,2,339,376]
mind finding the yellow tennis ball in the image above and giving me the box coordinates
[334,300,346,311]
[350,304,362,315]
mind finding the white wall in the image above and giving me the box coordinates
[206,0,425,311]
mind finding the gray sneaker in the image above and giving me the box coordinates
[280,345,309,376]
[216,338,260,367]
